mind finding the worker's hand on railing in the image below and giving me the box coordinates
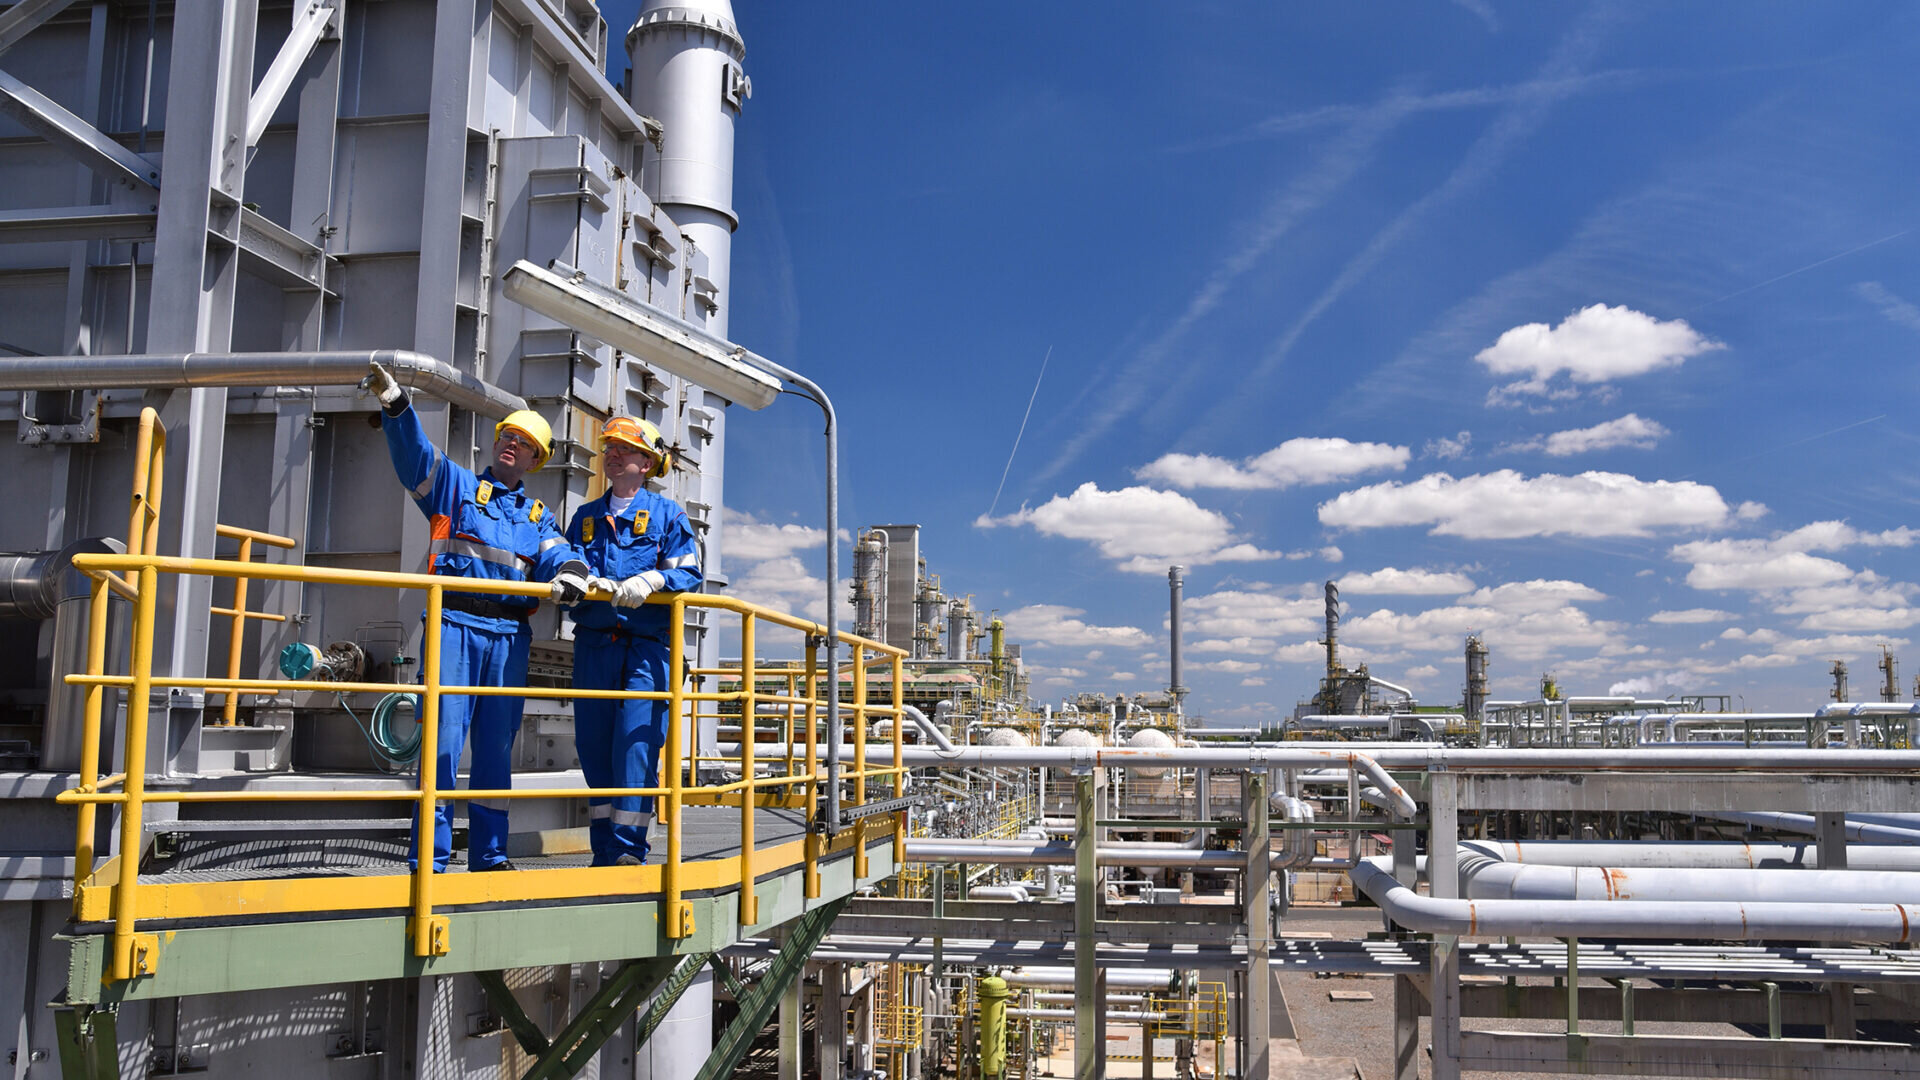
[359,361,408,415]
[614,571,666,608]
[549,565,592,605]
[587,575,618,598]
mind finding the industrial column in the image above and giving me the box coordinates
[1074,768,1106,1080]
[1429,770,1461,1080]
[1244,769,1271,1079]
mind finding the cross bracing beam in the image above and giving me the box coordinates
[519,957,681,1080]
[694,899,849,1080]
[0,68,160,190]
[244,0,335,148]
[633,954,714,1049]
[473,970,553,1057]
[0,0,78,58]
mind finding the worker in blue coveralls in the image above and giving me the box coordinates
[363,362,591,872]
[566,416,703,866]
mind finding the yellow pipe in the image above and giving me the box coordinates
[70,572,110,914]
[213,523,297,548]
[109,562,157,982]
[852,642,868,879]
[410,586,443,957]
[738,612,757,927]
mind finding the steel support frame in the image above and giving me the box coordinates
[1458,1029,1920,1076]
[473,970,552,1056]
[693,898,849,1080]
[632,953,710,1049]
[0,0,80,56]
[145,0,256,690]
[52,1004,120,1080]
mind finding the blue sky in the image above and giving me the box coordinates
[606,2,1920,718]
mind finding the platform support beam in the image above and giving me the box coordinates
[694,898,848,1080]
[52,1005,120,1080]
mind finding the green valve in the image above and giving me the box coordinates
[279,642,323,680]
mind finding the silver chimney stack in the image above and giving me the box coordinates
[1168,565,1188,713]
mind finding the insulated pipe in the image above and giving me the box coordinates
[1455,853,1920,905]
[1007,1008,1171,1023]
[0,350,527,418]
[1349,857,1920,942]
[1003,969,1176,991]
[907,840,1252,869]
[1458,840,1920,871]
[901,703,956,753]
[1697,811,1920,845]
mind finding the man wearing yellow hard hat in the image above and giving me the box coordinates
[564,415,703,866]
[364,362,591,872]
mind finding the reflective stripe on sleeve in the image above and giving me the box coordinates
[429,537,525,574]
[663,553,699,569]
[609,807,654,828]
[412,452,443,498]
[588,804,612,820]
[539,536,569,553]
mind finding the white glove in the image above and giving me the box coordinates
[586,576,618,597]
[549,567,591,605]
[613,570,667,608]
[361,362,407,411]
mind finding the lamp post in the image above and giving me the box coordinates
[502,259,848,832]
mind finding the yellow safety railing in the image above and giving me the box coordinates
[55,412,907,984]
[209,523,298,725]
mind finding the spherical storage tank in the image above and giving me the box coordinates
[981,728,1030,748]
[1053,727,1101,749]
[1127,727,1174,778]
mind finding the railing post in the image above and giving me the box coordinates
[665,596,691,936]
[71,573,111,910]
[803,638,820,899]
[892,651,904,867]
[739,613,758,928]
[109,562,160,982]
[219,536,253,725]
[852,642,868,880]
[410,585,447,957]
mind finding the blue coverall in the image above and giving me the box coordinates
[565,490,703,864]
[382,404,579,870]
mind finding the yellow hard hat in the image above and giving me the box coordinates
[494,409,554,471]
[600,416,671,479]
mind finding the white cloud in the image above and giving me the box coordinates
[1188,636,1278,655]
[1476,304,1723,402]
[1240,676,1268,687]
[1462,579,1606,612]
[1508,413,1670,456]
[1648,608,1734,624]
[978,483,1283,573]
[1195,659,1263,674]
[1857,281,1920,334]
[1424,431,1473,460]
[726,556,843,628]
[1336,567,1476,595]
[1000,604,1150,649]
[1319,470,1736,539]
[1109,671,1137,682]
[1320,546,1345,563]
[1136,437,1409,490]
[1341,602,1621,662]
[1183,586,1324,641]
[1405,664,1440,679]
[723,509,843,562]
[1670,522,1919,592]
